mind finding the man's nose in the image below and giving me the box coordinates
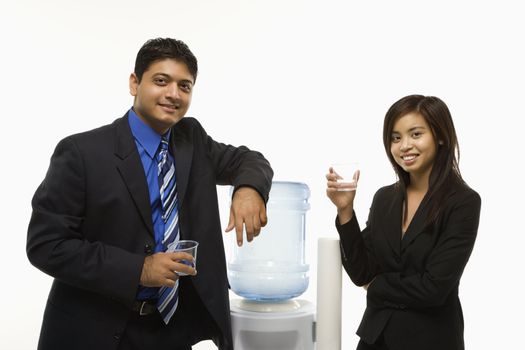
[165,83,181,99]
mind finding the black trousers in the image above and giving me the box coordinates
[118,278,220,350]
[117,311,191,350]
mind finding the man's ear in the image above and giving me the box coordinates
[129,73,139,96]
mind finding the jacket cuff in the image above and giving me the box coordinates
[232,184,268,205]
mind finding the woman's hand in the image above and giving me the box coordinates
[326,167,360,224]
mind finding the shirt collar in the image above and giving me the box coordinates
[128,108,171,158]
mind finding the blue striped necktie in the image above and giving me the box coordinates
[155,136,180,324]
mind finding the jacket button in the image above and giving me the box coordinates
[144,244,153,254]
[394,256,401,263]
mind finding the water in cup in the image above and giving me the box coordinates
[331,163,359,191]
[171,240,198,276]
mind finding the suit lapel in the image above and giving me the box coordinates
[401,194,430,251]
[171,123,193,211]
[380,188,403,256]
[114,115,154,237]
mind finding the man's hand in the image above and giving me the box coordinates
[140,252,196,288]
[225,187,267,246]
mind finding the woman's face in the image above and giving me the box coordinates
[390,112,437,182]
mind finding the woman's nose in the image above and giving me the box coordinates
[400,137,412,151]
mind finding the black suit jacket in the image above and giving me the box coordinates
[27,114,273,350]
[337,182,481,350]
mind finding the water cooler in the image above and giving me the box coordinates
[228,182,315,350]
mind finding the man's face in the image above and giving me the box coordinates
[129,58,194,134]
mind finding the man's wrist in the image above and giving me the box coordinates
[140,255,152,285]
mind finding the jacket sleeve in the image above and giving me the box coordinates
[194,119,273,202]
[26,136,144,306]
[336,191,382,287]
[367,190,481,309]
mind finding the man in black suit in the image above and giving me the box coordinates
[27,38,273,350]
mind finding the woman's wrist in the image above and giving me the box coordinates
[337,205,354,225]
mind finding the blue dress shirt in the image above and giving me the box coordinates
[128,108,174,300]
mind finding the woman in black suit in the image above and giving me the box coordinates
[326,95,481,350]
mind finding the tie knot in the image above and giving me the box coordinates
[160,136,169,151]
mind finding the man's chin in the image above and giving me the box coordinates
[161,115,185,128]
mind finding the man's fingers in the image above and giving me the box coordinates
[225,206,245,246]
[227,187,268,244]
[164,278,176,288]
[235,217,244,246]
[174,262,197,276]
[168,252,194,262]
[225,209,235,232]
[163,268,178,280]
[253,215,262,237]
[259,207,268,227]
[244,215,255,242]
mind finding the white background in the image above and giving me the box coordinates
[1,0,523,349]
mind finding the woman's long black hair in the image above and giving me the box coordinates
[383,95,464,228]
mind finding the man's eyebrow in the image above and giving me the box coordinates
[151,73,194,85]
[152,72,171,79]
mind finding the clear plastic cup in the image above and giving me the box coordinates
[330,163,359,191]
[172,240,198,276]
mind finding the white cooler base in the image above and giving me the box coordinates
[230,299,315,350]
